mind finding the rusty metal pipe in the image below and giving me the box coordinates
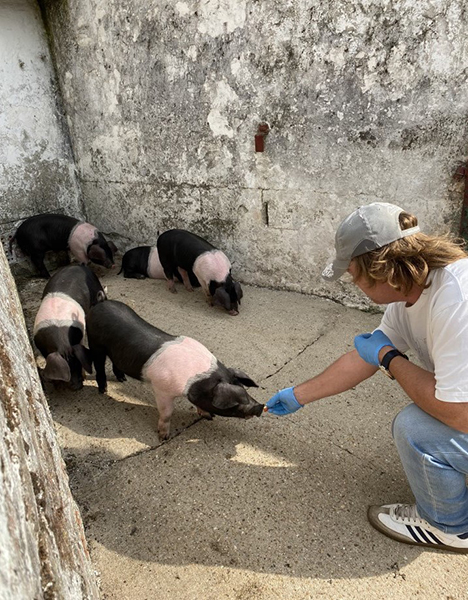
[255,122,270,152]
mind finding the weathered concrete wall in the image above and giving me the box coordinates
[0,244,99,599]
[0,0,82,264]
[40,0,468,301]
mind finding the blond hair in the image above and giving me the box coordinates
[352,212,467,294]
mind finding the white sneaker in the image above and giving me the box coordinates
[368,503,468,553]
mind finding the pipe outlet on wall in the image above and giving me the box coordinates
[255,122,270,152]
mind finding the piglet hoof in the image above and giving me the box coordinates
[197,407,213,420]
[166,279,177,294]
[116,374,126,382]
[98,386,107,394]
[158,428,170,441]
[69,381,84,391]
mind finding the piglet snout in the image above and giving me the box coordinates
[251,404,264,417]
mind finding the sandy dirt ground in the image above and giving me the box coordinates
[14,257,468,600]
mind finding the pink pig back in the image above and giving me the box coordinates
[34,292,86,335]
[142,336,217,398]
[192,250,231,287]
[147,247,165,279]
[68,222,98,264]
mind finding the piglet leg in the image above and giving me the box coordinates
[92,350,108,393]
[198,281,213,305]
[153,394,175,441]
[162,266,178,293]
[31,253,50,279]
[178,267,194,292]
[112,363,127,382]
[166,278,177,294]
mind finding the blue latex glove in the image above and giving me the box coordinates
[354,329,395,366]
[266,387,303,416]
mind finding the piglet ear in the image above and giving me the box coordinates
[211,382,241,410]
[96,290,107,303]
[213,287,230,311]
[44,352,71,382]
[228,368,258,388]
[87,242,104,262]
[72,344,93,374]
[107,241,118,254]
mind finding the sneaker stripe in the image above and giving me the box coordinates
[414,526,436,545]
[425,530,443,544]
[370,505,468,553]
[406,525,423,543]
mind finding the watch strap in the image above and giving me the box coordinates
[381,348,409,372]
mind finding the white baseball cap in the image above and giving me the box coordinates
[322,202,420,281]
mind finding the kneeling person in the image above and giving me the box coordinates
[267,202,468,553]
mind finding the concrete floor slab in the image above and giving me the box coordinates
[16,265,468,600]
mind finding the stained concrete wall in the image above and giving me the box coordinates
[0,0,82,263]
[27,1,468,300]
[0,243,99,599]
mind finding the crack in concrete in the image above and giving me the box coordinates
[112,414,206,463]
[69,416,210,486]
[283,412,390,469]
[261,331,325,383]
[275,414,366,462]
[256,324,380,464]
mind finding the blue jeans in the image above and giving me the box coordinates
[392,403,468,534]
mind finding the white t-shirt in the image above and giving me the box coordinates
[378,258,468,403]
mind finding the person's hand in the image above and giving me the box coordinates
[354,330,395,366]
[266,387,303,416]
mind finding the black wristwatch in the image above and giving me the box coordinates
[379,348,409,380]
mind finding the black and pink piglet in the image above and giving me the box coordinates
[34,264,106,390]
[86,300,263,440]
[10,213,117,278]
[156,229,243,315]
[118,245,164,279]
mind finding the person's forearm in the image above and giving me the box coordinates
[378,345,468,433]
[294,349,378,405]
